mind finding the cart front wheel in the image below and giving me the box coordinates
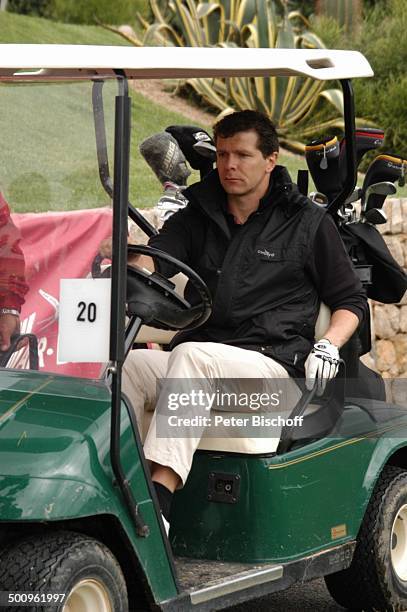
[325,465,407,611]
[391,502,407,582]
[64,577,113,612]
[0,531,128,612]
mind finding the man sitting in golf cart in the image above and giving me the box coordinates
[123,110,368,526]
[0,191,28,352]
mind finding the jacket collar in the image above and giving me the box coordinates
[184,165,295,236]
[258,165,293,211]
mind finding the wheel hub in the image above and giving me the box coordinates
[63,579,113,612]
[391,503,407,581]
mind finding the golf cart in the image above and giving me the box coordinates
[0,44,406,612]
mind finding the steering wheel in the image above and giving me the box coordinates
[89,245,209,335]
[126,245,212,331]
[91,245,212,331]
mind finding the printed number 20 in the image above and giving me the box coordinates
[77,301,97,323]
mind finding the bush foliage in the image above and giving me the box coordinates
[7,0,49,16]
[7,0,150,23]
[46,0,149,24]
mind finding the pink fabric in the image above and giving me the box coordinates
[10,207,112,377]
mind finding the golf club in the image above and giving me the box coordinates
[362,181,397,213]
[309,191,328,206]
[337,202,357,224]
[345,188,363,205]
[364,208,388,225]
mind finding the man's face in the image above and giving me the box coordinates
[216,130,278,198]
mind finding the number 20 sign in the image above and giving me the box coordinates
[58,278,111,363]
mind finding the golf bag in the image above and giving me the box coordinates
[304,130,407,400]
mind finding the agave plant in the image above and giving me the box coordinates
[109,0,368,150]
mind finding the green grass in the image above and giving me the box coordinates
[0,13,208,211]
[0,79,214,212]
[0,11,131,45]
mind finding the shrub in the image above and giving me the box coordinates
[357,0,407,81]
[7,0,50,16]
[47,0,149,25]
[351,0,407,158]
[354,75,407,160]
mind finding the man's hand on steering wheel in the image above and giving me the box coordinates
[93,242,212,339]
[97,236,154,269]
[99,236,113,259]
[126,244,212,332]
[129,253,155,271]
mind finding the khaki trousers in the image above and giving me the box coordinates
[122,341,301,486]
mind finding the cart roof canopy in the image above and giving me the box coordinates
[0,45,373,81]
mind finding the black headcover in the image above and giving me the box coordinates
[362,154,405,192]
[306,129,385,204]
[139,132,191,186]
[305,136,341,203]
[339,128,385,183]
[166,125,214,177]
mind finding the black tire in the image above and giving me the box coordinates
[0,530,128,612]
[325,465,407,611]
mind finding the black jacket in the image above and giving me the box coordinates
[149,166,367,376]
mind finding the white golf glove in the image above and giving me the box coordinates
[304,338,340,395]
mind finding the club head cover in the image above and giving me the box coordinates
[139,132,191,186]
[166,125,214,176]
[193,139,216,161]
[362,154,406,193]
[339,127,384,174]
[305,136,341,203]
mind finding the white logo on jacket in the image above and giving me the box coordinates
[257,248,275,258]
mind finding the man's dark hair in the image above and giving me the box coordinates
[213,110,279,157]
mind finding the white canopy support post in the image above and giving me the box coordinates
[0,0,9,11]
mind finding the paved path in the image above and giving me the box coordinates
[225,577,345,611]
